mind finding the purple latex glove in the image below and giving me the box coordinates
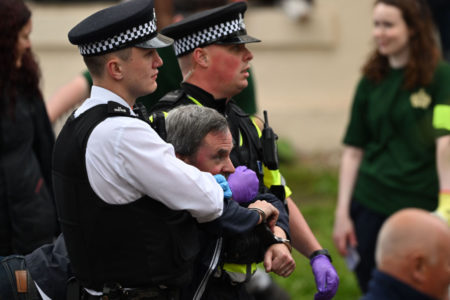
[310,255,339,300]
[227,166,259,204]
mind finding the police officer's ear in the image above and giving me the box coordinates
[192,48,209,68]
[105,56,124,80]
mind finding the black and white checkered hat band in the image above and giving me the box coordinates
[78,19,157,55]
[173,17,243,56]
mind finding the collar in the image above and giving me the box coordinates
[181,82,228,114]
[368,270,438,300]
[75,86,136,118]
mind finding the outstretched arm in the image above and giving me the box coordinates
[288,196,339,300]
[46,74,90,123]
[435,135,450,225]
[332,145,363,256]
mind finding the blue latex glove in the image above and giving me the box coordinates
[214,174,232,199]
[227,166,259,204]
[310,255,339,300]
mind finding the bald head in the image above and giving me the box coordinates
[376,208,450,299]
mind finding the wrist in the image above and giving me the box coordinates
[274,236,292,253]
[309,249,332,263]
[249,207,266,224]
[273,226,287,239]
[335,206,350,219]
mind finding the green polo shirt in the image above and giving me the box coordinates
[343,61,450,216]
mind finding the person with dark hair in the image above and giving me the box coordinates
[45,0,259,124]
[51,0,230,298]
[51,0,284,298]
[0,0,58,256]
[152,2,339,300]
[0,104,284,300]
[333,0,450,294]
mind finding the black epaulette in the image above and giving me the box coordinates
[133,102,151,124]
[107,101,131,116]
[157,89,186,106]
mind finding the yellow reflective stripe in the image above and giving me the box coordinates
[187,96,203,107]
[262,166,292,198]
[434,104,450,131]
[250,116,262,137]
[148,111,168,123]
[285,185,292,198]
[222,263,257,274]
[249,116,292,197]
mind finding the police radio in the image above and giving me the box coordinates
[261,110,279,170]
[133,103,167,141]
[133,102,150,124]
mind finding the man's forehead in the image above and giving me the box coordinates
[202,130,233,149]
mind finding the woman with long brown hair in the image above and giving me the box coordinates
[333,0,450,293]
[0,0,58,255]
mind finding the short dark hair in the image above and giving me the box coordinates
[84,47,132,78]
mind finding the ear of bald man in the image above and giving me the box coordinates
[375,208,450,300]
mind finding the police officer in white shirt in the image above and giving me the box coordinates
[52,0,229,299]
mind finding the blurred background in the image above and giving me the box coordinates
[28,0,374,156]
[28,0,374,298]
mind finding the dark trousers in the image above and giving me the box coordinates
[350,201,387,294]
[0,255,41,300]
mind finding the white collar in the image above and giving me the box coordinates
[75,86,135,118]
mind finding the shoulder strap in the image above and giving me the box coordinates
[158,89,186,106]
[107,101,132,116]
[75,102,136,151]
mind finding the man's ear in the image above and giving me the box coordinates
[106,57,124,80]
[176,153,192,164]
[410,253,427,284]
[192,48,209,68]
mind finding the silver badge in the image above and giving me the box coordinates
[239,13,245,30]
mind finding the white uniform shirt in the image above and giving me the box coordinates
[74,86,223,223]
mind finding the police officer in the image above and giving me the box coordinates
[52,0,227,298]
[1,103,284,300]
[165,105,294,300]
[151,2,340,299]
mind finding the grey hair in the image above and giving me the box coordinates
[166,104,229,157]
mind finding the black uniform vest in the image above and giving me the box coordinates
[153,85,266,193]
[52,103,199,290]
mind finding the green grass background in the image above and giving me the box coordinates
[267,152,363,300]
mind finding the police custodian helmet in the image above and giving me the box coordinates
[68,0,173,56]
[161,1,260,57]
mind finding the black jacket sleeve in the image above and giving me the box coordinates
[253,193,290,239]
[199,197,260,237]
